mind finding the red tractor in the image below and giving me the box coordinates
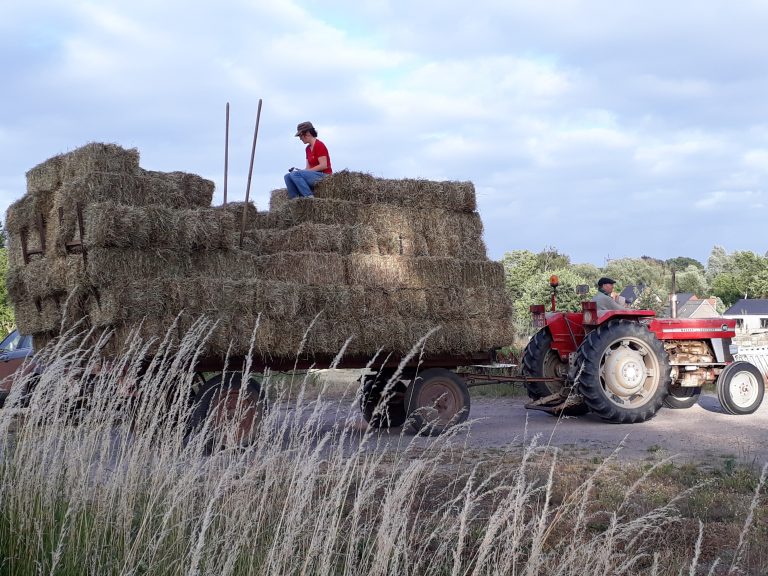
[521,277,766,423]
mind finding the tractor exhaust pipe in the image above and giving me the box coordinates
[670,268,677,318]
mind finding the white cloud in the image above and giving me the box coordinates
[694,190,764,210]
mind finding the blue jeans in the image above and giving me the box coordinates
[284,170,326,198]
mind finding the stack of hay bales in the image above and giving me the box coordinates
[6,143,513,361]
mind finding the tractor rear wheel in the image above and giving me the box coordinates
[663,386,701,409]
[405,368,470,436]
[360,370,408,428]
[716,361,765,415]
[522,328,588,415]
[577,320,670,423]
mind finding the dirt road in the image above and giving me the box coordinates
[327,390,768,465]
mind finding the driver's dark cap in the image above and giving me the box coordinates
[597,277,617,287]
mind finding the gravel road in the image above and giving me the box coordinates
[325,390,768,465]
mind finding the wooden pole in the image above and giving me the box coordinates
[223,102,230,206]
[240,98,262,248]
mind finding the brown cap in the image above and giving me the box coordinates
[295,121,314,136]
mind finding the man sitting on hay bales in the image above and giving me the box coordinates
[284,121,333,199]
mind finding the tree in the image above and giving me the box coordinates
[535,247,570,272]
[666,256,704,271]
[674,265,708,296]
[603,257,667,290]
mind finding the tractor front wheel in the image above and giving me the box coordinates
[716,361,765,415]
[577,320,670,423]
[405,368,470,436]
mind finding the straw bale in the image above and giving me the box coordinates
[282,198,486,259]
[86,278,176,327]
[83,202,182,249]
[83,203,236,252]
[361,288,429,318]
[10,257,85,301]
[269,189,289,212]
[138,170,213,209]
[251,210,286,231]
[240,223,379,256]
[59,143,140,182]
[182,207,237,251]
[87,248,193,287]
[345,255,504,289]
[250,252,346,286]
[315,170,478,213]
[13,297,62,335]
[5,192,54,235]
[26,155,63,194]
[241,223,344,256]
[357,314,407,353]
[218,201,259,230]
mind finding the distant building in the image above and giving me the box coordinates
[722,299,768,333]
[619,284,645,306]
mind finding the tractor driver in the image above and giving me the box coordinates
[592,277,625,311]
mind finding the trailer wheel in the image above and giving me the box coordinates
[360,371,408,428]
[577,319,670,423]
[405,368,470,436]
[663,386,701,409]
[717,361,765,415]
[189,372,262,450]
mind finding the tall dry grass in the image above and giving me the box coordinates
[0,320,765,575]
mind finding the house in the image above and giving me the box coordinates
[661,292,696,317]
[722,299,768,333]
[676,296,719,319]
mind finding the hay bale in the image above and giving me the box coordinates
[87,248,193,287]
[281,198,487,259]
[315,170,478,213]
[218,201,258,230]
[59,143,140,182]
[345,255,504,289]
[84,202,236,252]
[269,189,289,212]
[138,170,214,209]
[250,252,346,286]
[9,257,84,301]
[26,155,64,194]
[5,192,54,237]
[13,297,62,335]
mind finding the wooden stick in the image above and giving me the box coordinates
[240,98,262,248]
[223,102,230,206]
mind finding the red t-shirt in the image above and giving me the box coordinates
[306,139,332,174]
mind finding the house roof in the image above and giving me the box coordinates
[723,299,768,316]
[677,299,718,318]
[619,284,644,303]
[674,293,695,307]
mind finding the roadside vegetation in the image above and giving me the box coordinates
[0,325,766,575]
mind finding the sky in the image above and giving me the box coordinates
[1,0,767,267]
